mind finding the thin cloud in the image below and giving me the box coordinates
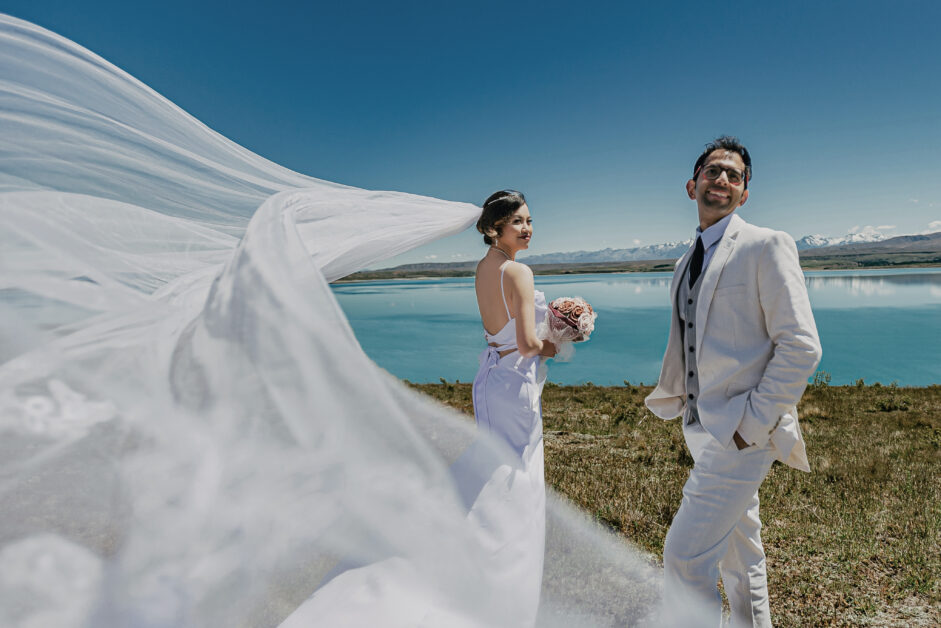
[849,225,892,239]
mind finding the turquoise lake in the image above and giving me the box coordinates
[332,269,941,386]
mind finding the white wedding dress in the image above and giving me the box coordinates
[0,13,661,627]
[282,266,548,628]
[464,267,549,625]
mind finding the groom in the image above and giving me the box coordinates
[645,137,822,626]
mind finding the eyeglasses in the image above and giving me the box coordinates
[696,165,747,186]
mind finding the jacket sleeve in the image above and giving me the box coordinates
[737,232,822,447]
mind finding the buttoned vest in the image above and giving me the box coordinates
[677,259,705,424]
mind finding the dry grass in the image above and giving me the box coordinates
[410,380,941,627]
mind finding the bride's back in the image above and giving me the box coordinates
[475,255,517,335]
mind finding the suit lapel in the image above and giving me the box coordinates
[695,213,745,355]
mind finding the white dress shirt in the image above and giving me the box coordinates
[696,212,735,275]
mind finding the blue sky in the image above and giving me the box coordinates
[4,1,940,265]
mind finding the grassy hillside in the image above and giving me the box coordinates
[410,379,941,627]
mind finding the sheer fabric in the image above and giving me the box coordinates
[0,14,660,627]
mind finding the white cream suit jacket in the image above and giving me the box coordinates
[644,214,822,471]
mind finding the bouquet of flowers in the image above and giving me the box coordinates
[537,296,597,361]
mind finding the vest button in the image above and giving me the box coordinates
[688,322,693,328]
[688,371,694,377]
[688,393,695,400]
[688,299,693,304]
[689,346,694,352]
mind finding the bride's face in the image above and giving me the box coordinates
[496,205,532,252]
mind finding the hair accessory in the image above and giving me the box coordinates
[484,189,522,206]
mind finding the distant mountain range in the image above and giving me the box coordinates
[518,240,692,265]
[800,231,941,256]
[343,231,941,280]
[793,231,891,250]
[380,231,941,273]
[516,229,904,265]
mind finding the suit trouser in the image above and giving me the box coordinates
[662,418,777,628]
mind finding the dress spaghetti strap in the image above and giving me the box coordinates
[499,263,512,320]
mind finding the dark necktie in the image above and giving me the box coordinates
[688,236,705,288]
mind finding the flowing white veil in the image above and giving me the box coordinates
[0,14,660,627]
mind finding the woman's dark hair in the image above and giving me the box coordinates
[693,136,752,188]
[476,190,527,245]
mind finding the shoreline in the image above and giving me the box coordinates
[335,232,941,282]
[334,262,941,283]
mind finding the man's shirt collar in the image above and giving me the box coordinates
[696,212,735,250]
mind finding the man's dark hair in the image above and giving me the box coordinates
[692,136,752,188]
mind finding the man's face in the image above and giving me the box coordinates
[686,150,749,228]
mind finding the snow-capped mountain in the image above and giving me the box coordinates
[374,231,938,274]
[519,230,889,265]
[519,240,693,265]
[794,232,887,250]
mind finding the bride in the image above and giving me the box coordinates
[465,189,557,625]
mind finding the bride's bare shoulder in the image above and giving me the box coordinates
[502,261,534,291]
[503,260,533,278]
